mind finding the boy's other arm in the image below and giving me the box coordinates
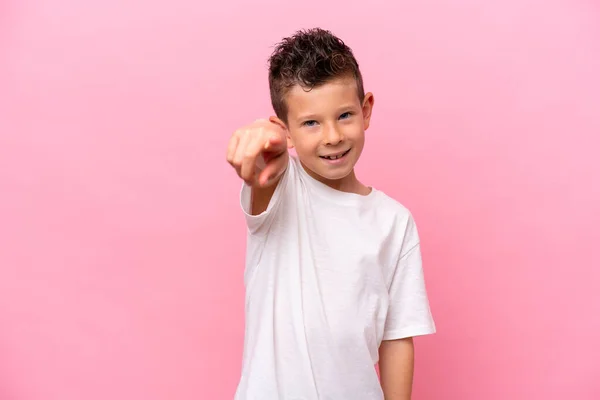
[226,117,289,215]
[378,337,415,400]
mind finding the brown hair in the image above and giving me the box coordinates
[268,28,365,124]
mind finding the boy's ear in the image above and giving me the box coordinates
[361,92,375,130]
[268,115,294,149]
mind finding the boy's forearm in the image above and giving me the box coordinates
[378,337,415,400]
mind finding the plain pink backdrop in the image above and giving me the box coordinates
[1,0,599,399]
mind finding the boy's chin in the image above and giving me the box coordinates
[311,163,355,182]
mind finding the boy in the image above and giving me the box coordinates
[226,28,435,400]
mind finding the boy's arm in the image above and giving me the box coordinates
[227,117,289,215]
[378,337,415,400]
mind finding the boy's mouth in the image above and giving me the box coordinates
[319,148,351,160]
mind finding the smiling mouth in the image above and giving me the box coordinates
[320,149,351,160]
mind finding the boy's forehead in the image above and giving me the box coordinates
[285,77,360,117]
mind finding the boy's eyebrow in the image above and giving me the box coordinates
[296,113,319,121]
[336,104,358,111]
[296,105,358,122]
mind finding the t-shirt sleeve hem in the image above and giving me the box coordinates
[239,183,274,235]
[382,324,436,341]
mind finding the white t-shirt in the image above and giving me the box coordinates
[234,156,435,400]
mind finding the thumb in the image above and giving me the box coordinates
[264,133,284,150]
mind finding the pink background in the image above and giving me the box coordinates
[1,0,599,399]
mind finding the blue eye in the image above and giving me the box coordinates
[339,112,352,119]
[303,120,318,127]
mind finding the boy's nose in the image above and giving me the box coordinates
[323,127,343,145]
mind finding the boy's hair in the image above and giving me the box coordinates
[268,28,365,124]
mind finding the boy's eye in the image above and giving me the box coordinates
[303,120,318,127]
[339,112,352,119]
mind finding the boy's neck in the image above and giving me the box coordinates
[300,161,372,196]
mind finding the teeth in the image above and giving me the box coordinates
[324,151,347,160]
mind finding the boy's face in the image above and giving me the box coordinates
[283,76,374,187]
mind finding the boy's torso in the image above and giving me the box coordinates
[235,157,417,400]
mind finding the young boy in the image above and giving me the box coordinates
[226,28,435,400]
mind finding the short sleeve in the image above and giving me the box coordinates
[239,157,291,235]
[382,219,436,341]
